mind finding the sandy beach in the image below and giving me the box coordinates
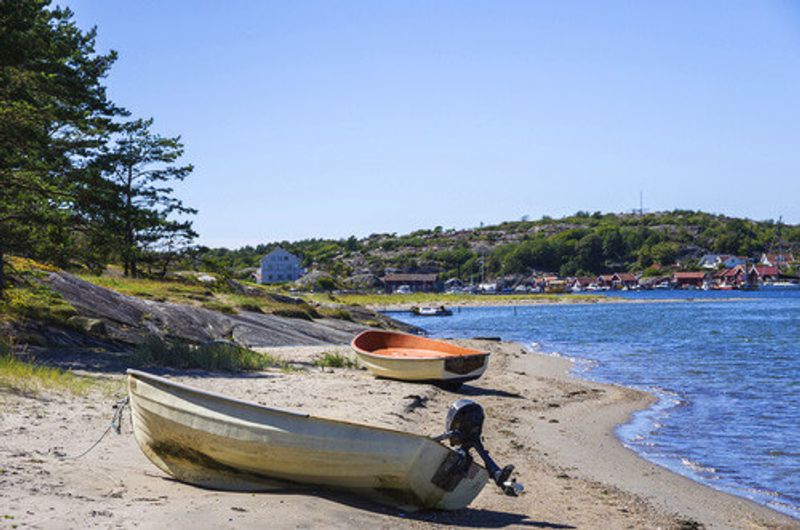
[1,341,797,529]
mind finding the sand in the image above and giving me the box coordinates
[1,342,797,529]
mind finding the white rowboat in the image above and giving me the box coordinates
[126,369,489,510]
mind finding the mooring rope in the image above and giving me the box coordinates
[65,395,129,460]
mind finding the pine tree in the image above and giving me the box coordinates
[92,119,196,277]
[0,0,121,291]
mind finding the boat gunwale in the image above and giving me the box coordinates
[351,331,489,362]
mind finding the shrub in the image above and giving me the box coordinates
[272,305,320,321]
[201,301,238,314]
[134,337,273,372]
[312,351,360,369]
[0,283,77,324]
[321,308,353,321]
[237,302,264,313]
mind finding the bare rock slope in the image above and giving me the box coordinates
[43,272,412,348]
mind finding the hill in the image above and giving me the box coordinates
[189,210,800,287]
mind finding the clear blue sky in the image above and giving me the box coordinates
[66,1,800,247]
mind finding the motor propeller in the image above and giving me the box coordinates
[435,399,524,496]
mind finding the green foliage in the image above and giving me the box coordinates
[201,301,237,314]
[642,265,666,277]
[319,307,354,321]
[0,262,77,323]
[0,0,122,289]
[312,351,360,369]
[315,276,338,292]
[89,118,196,277]
[180,210,798,283]
[0,1,196,292]
[133,336,278,372]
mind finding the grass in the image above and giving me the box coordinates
[0,340,95,396]
[312,351,360,369]
[223,293,321,320]
[78,275,215,305]
[318,307,354,321]
[133,336,297,372]
[302,292,606,307]
[201,300,238,314]
[78,274,325,320]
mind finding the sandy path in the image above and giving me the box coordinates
[1,342,797,529]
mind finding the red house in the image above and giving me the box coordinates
[672,271,707,288]
[754,265,779,282]
[716,265,758,288]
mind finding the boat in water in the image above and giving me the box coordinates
[126,370,520,510]
[762,281,800,289]
[411,305,453,317]
[351,331,489,386]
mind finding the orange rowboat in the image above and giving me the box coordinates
[351,330,489,385]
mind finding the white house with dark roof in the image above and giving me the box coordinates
[258,248,305,284]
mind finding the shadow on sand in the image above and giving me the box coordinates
[449,383,525,399]
[156,474,574,529]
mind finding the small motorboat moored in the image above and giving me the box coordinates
[126,370,521,510]
[351,330,489,385]
[412,305,453,317]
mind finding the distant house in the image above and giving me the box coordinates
[596,274,615,288]
[716,265,757,288]
[258,248,305,284]
[698,254,746,269]
[721,255,747,269]
[381,273,441,293]
[612,272,638,289]
[672,271,707,289]
[698,254,722,269]
[597,273,637,289]
[760,253,795,269]
[754,265,780,283]
[569,277,595,290]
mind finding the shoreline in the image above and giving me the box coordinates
[1,341,797,528]
[369,296,757,312]
[512,344,799,527]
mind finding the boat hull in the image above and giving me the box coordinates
[351,331,489,383]
[127,370,488,510]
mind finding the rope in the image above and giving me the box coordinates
[65,396,129,460]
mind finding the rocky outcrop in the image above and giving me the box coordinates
[42,272,416,349]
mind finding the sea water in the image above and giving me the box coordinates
[389,290,800,519]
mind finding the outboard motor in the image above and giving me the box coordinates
[436,399,523,496]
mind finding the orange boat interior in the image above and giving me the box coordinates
[352,331,485,359]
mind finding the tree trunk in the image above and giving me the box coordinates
[124,166,135,277]
[0,246,5,296]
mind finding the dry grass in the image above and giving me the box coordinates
[133,336,299,372]
[303,292,605,307]
[312,351,360,369]
[0,341,97,396]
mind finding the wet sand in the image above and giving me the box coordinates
[1,342,797,529]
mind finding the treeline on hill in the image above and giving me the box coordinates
[187,211,800,284]
[0,1,196,293]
